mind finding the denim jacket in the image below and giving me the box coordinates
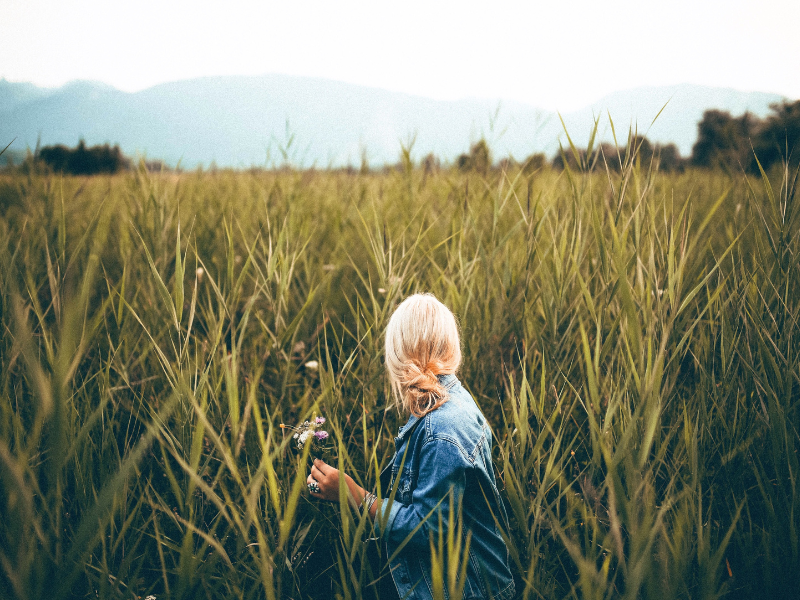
[374,374,515,600]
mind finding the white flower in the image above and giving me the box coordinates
[304,360,319,370]
[322,264,336,272]
[145,596,157,600]
[377,287,387,294]
[297,430,311,448]
[196,267,204,281]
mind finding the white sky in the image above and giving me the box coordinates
[1,0,798,111]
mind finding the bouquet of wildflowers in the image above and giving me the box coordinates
[280,416,334,461]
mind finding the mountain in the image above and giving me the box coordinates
[0,76,788,168]
[0,79,53,114]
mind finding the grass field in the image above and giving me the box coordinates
[1,141,798,600]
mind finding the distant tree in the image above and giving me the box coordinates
[551,147,589,171]
[625,135,654,166]
[753,99,800,170]
[471,140,490,175]
[38,140,130,175]
[556,137,683,173]
[145,159,169,173]
[420,152,440,187]
[623,136,684,172]
[421,152,440,175]
[654,143,684,172]
[521,153,546,175]
[691,110,759,172]
[457,139,491,175]
[496,157,514,173]
[38,144,71,172]
[597,143,621,171]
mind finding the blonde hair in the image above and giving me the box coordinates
[384,293,462,417]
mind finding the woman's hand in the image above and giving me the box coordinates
[308,459,377,518]
[307,458,342,502]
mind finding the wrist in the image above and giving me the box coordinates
[344,474,361,498]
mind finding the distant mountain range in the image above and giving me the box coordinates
[0,75,789,168]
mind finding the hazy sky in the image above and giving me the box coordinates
[1,0,798,111]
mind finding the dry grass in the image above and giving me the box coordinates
[0,141,798,599]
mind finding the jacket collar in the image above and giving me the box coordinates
[439,373,458,391]
[395,374,459,443]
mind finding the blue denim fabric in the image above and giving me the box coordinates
[374,374,515,600]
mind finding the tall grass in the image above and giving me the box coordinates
[0,139,798,599]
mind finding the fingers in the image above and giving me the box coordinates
[312,460,337,481]
[313,458,330,474]
[310,464,323,481]
[308,461,342,502]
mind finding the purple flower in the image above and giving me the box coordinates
[314,430,329,441]
[315,417,326,425]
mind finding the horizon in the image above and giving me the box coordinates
[1,74,790,168]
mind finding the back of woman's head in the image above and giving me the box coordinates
[385,293,462,417]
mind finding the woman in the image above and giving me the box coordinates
[307,293,515,600]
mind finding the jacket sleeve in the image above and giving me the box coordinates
[374,437,471,548]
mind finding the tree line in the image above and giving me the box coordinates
[692,99,800,172]
[36,140,130,175]
[461,99,800,174]
[11,99,800,175]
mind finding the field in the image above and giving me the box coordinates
[1,145,799,600]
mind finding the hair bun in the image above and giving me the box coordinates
[401,360,445,414]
